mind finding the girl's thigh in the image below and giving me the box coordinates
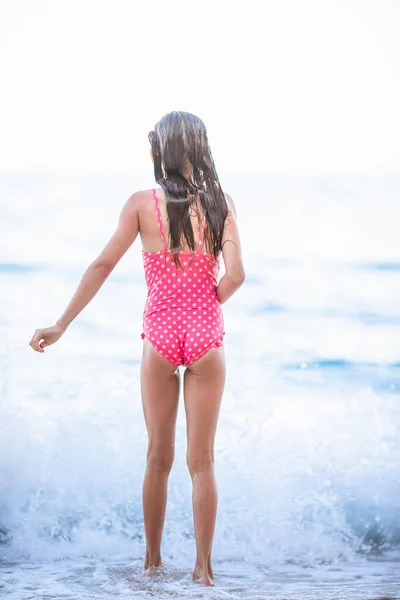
[141,338,181,449]
[183,346,226,455]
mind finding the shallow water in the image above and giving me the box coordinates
[0,172,399,598]
[1,554,399,599]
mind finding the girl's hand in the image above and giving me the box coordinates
[29,323,66,353]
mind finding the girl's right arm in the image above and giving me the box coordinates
[216,193,245,304]
[29,191,140,352]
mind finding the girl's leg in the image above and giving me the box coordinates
[140,338,180,570]
[183,346,226,586]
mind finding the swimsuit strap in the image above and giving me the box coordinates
[152,188,167,251]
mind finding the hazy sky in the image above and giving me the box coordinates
[0,0,399,175]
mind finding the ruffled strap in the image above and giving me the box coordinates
[152,188,167,251]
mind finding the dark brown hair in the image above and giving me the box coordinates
[148,111,228,266]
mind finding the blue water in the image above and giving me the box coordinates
[0,172,399,598]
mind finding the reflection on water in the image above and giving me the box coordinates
[0,173,399,598]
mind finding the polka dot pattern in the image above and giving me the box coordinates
[141,188,225,367]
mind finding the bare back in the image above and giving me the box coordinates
[137,188,225,255]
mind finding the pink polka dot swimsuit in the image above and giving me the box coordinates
[141,188,225,368]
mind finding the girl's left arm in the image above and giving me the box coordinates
[29,192,140,353]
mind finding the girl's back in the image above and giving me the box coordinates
[138,187,221,255]
[139,187,226,368]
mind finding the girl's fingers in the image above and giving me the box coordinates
[30,327,63,352]
[29,329,44,352]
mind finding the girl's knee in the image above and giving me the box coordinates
[186,450,214,477]
[147,446,175,473]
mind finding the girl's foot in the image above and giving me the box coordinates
[192,557,214,586]
[143,549,162,574]
[143,564,162,577]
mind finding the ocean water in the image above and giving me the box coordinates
[0,172,399,599]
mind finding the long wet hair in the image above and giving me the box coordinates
[148,111,228,266]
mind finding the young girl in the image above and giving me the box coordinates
[29,111,245,586]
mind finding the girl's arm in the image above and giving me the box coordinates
[216,193,245,304]
[29,192,140,353]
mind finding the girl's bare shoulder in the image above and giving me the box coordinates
[125,189,156,210]
[223,192,237,218]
